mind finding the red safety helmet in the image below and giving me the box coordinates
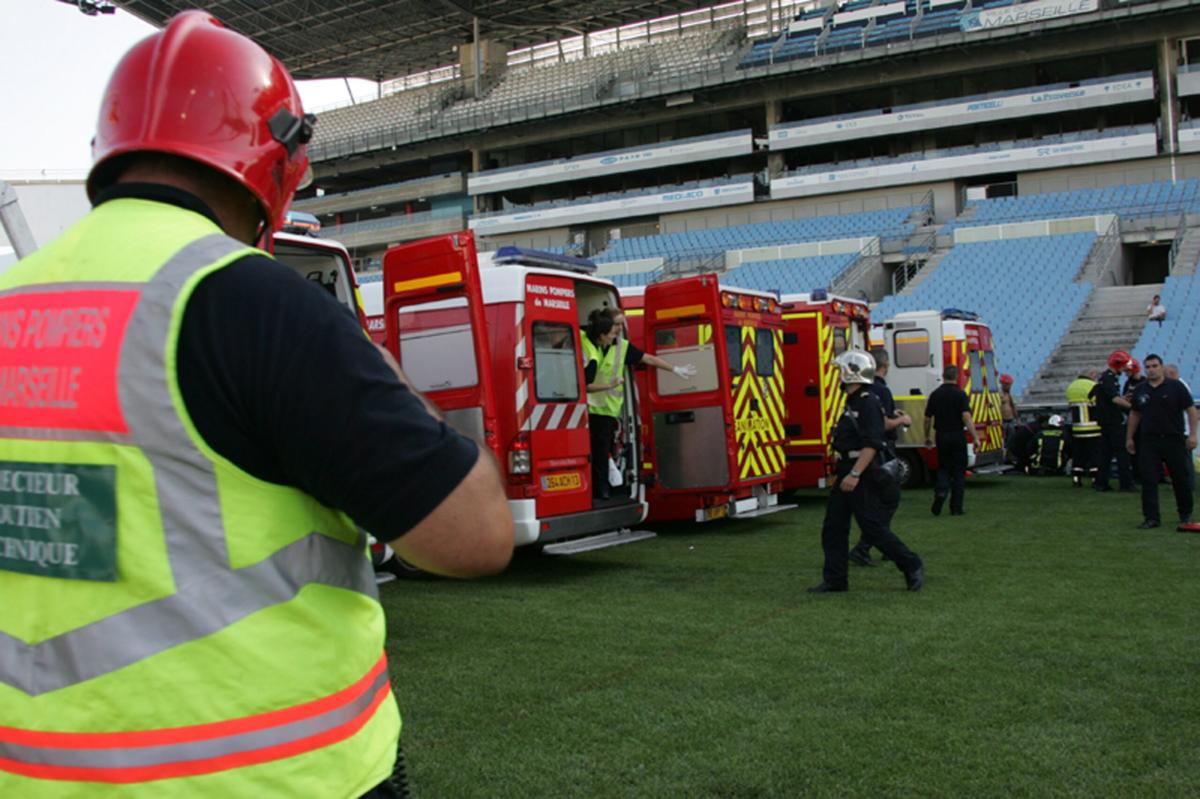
[1107,350,1131,372]
[87,11,314,234]
[1127,358,1141,377]
[999,373,1014,388]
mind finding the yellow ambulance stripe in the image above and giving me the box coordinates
[655,304,706,320]
[624,308,644,317]
[392,271,462,293]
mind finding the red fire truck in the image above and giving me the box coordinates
[619,277,790,522]
[777,291,871,490]
[870,309,1005,485]
[382,232,652,553]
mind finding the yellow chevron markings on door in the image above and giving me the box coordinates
[820,321,844,461]
[734,326,764,480]
[759,326,786,476]
[732,325,783,479]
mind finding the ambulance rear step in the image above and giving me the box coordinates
[730,502,797,519]
[696,490,795,522]
[541,529,657,556]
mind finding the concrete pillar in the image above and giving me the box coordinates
[765,99,785,178]
[470,148,488,214]
[1158,38,1180,155]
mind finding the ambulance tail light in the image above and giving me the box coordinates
[508,434,531,476]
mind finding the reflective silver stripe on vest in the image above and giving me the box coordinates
[0,668,389,769]
[0,234,378,696]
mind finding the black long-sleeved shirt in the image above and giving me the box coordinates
[95,184,478,541]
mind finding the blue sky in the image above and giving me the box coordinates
[0,1,377,176]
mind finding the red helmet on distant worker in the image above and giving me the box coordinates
[87,11,314,234]
[1107,350,1131,372]
[999,373,1014,388]
[1127,358,1141,377]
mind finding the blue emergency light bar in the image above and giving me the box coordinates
[493,246,597,275]
[283,210,321,236]
[941,308,980,321]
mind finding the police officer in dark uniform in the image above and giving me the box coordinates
[923,364,978,516]
[849,348,910,567]
[1091,350,1134,492]
[1125,354,1198,529]
[809,351,924,593]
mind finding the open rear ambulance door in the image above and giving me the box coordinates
[519,272,594,521]
[382,232,499,457]
[642,277,729,497]
[781,305,834,489]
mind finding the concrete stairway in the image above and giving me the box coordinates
[1020,283,1162,407]
[1171,226,1200,276]
[898,249,948,295]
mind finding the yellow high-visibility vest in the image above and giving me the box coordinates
[0,197,398,796]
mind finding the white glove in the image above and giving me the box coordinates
[672,364,697,379]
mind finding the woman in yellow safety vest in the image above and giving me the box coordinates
[580,308,695,500]
[581,309,626,500]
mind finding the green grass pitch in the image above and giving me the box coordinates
[379,476,1199,798]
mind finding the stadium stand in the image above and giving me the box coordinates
[1129,272,1200,395]
[477,174,753,217]
[946,179,1200,231]
[606,270,660,287]
[738,0,1100,68]
[872,232,1097,396]
[772,72,1153,143]
[311,26,742,157]
[593,207,918,263]
[719,254,860,293]
[779,126,1155,182]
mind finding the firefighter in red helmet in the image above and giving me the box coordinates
[1089,350,1135,492]
[0,11,512,796]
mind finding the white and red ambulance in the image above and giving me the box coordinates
[870,309,1005,485]
[382,232,652,552]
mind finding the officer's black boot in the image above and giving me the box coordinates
[848,544,876,567]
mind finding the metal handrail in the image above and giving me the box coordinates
[891,229,937,294]
[1075,215,1121,285]
[1167,211,1188,274]
[830,236,882,296]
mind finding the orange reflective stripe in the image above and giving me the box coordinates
[0,653,390,783]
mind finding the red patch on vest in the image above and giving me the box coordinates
[0,290,140,433]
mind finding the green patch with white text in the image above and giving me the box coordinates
[0,461,116,581]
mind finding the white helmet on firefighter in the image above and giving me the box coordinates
[1047,414,1064,428]
[836,350,876,385]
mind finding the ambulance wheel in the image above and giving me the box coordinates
[898,451,926,489]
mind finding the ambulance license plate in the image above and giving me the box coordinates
[703,504,728,521]
[542,472,582,492]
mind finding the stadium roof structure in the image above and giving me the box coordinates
[114,0,714,80]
